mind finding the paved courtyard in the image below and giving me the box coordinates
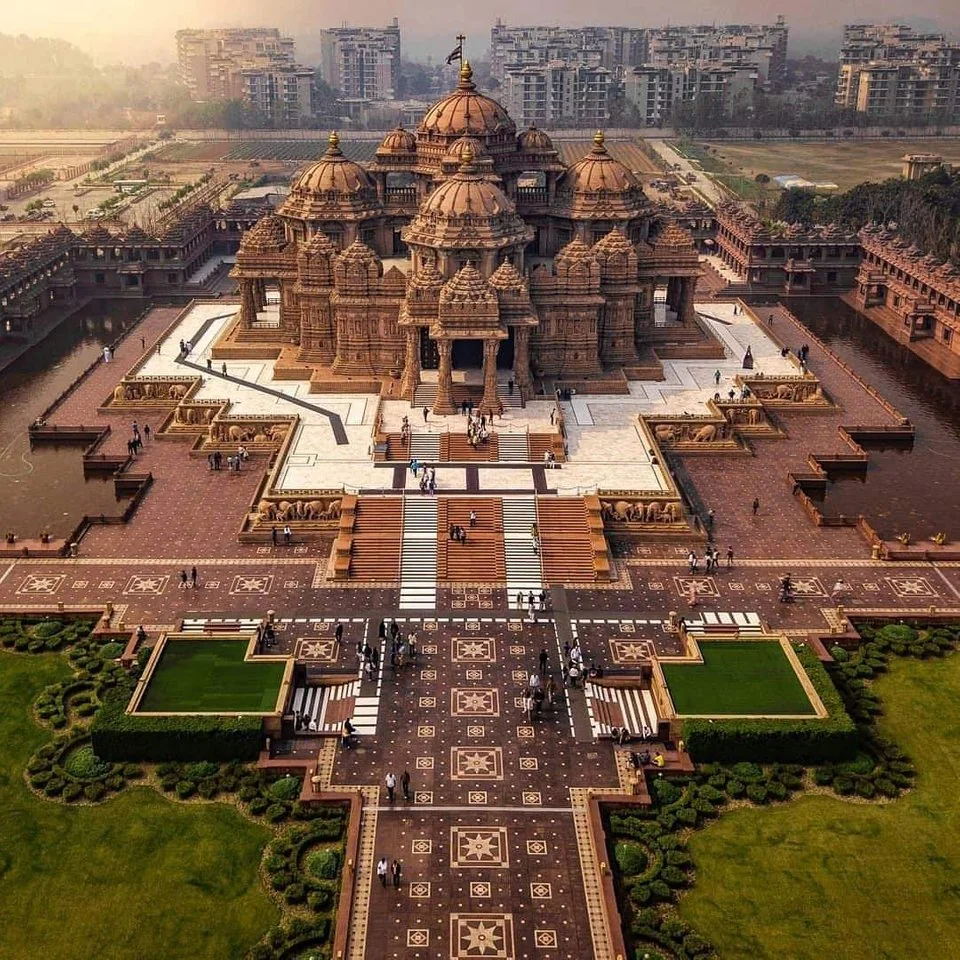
[4,297,960,960]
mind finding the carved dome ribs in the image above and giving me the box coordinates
[418,62,517,144]
[557,130,648,221]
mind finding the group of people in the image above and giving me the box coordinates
[207,449,245,472]
[520,654,560,721]
[271,525,294,546]
[127,420,149,457]
[409,462,437,495]
[376,855,404,890]
[466,410,494,446]
[687,546,733,574]
[378,618,417,673]
[516,588,548,622]
[178,566,199,589]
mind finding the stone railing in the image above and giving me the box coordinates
[103,375,199,408]
[737,373,831,408]
[645,413,741,452]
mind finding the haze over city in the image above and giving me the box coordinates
[4,0,959,62]
[2,1,960,960]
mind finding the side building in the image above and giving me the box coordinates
[318,20,401,102]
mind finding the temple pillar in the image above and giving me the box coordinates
[677,277,697,324]
[400,327,421,402]
[480,337,500,414]
[514,326,532,396]
[433,339,455,415]
[240,279,257,326]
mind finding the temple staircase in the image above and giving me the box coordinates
[398,497,438,610]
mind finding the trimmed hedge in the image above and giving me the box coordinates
[681,646,858,764]
[91,689,263,762]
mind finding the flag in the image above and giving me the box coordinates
[446,43,462,65]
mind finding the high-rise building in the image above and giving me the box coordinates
[624,64,758,126]
[174,28,313,124]
[318,20,401,101]
[502,62,613,126]
[836,24,960,119]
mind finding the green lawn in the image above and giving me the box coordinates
[662,641,815,715]
[679,652,960,959]
[0,651,278,960]
[139,639,284,713]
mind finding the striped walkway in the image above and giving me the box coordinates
[684,611,764,636]
[584,682,659,740]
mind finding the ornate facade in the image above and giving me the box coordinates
[229,63,703,413]
[714,202,860,295]
[856,225,960,357]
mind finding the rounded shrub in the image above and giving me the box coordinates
[269,776,302,801]
[307,888,334,913]
[105,774,125,791]
[651,778,682,806]
[745,783,769,804]
[731,762,764,782]
[265,803,288,823]
[306,847,341,880]
[99,642,125,659]
[284,882,306,905]
[270,871,293,892]
[833,775,854,795]
[683,933,714,955]
[830,645,849,662]
[614,840,648,877]
[62,782,83,802]
[44,777,65,796]
[185,761,219,780]
[197,780,219,799]
[660,865,688,887]
[675,806,698,825]
[175,780,196,799]
[160,774,179,792]
[83,782,106,802]
[123,763,144,779]
[725,779,745,798]
[248,796,269,816]
[877,624,917,645]
[629,883,652,905]
[63,744,111,781]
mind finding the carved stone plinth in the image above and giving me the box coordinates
[433,339,455,415]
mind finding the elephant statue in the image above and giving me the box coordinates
[692,424,717,442]
[776,384,795,400]
[275,501,293,521]
[113,384,128,403]
[268,424,289,441]
[168,384,188,400]
[655,424,676,443]
[748,407,761,425]
[228,425,252,442]
[645,501,662,522]
[324,499,342,519]
[662,502,682,522]
[803,386,824,403]
[600,500,615,521]
[203,408,215,423]
[257,500,279,521]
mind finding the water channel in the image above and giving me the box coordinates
[0,296,958,543]
[788,298,960,541]
[0,300,144,539]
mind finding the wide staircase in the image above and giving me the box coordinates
[437,497,506,581]
[343,497,402,580]
[538,497,612,583]
[501,496,544,601]
[496,433,529,462]
[584,682,660,740]
[409,432,442,462]
[398,497,438,609]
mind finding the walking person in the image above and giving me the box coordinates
[144,423,151,442]
[688,550,697,573]
[190,566,198,589]
[539,647,548,674]
[714,369,721,386]
[469,509,477,528]
[400,769,411,802]
[422,406,429,423]
[385,771,397,804]
[179,569,188,589]
[726,545,735,568]
[335,621,343,645]
[752,497,760,516]
[271,526,278,546]
[377,857,388,888]
[283,524,292,545]
[391,859,402,890]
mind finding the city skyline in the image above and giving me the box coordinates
[3,3,959,65]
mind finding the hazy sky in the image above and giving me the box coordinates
[6,0,959,63]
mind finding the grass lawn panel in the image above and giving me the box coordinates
[139,639,284,713]
[662,641,815,715]
[678,653,960,960]
[0,650,278,960]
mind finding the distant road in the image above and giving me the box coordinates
[646,139,727,208]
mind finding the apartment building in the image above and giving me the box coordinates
[318,20,401,101]
[625,64,758,126]
[646,19,788,91]
[502,62,612,126]
[174,28,314,124]
[836,24,960,119]
[490,22,647,79]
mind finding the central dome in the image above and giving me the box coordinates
[421,148,512,219]
[419,62,516,142]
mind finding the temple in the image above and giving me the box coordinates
[224,62,703,413]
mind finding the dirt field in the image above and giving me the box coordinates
[698,138,960,191]
[555,139,662,175]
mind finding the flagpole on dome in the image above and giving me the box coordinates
[446,33,465,69]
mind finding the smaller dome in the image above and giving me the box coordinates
[409,255,444,292]
[554,235,596,268]
[241,214,288,253]
[421,153,512,219]
[302,231,338,258]
[377,125,417,156]
[561,131,640,194]
[488,259,525,292]
[518,125,554,153]
[592,227,634,257]
[444,136,486,164]
[124,225,151,244]
[440,263,497,304]
[292,131,375,195]
[651,221,695,250]
[338,237,378,264]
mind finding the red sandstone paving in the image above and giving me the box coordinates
[50,306,183,425]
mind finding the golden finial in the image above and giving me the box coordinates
[461,144,475,167]
[593,129,606,151]
[327,130,342,155]
[460,60,474,84]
